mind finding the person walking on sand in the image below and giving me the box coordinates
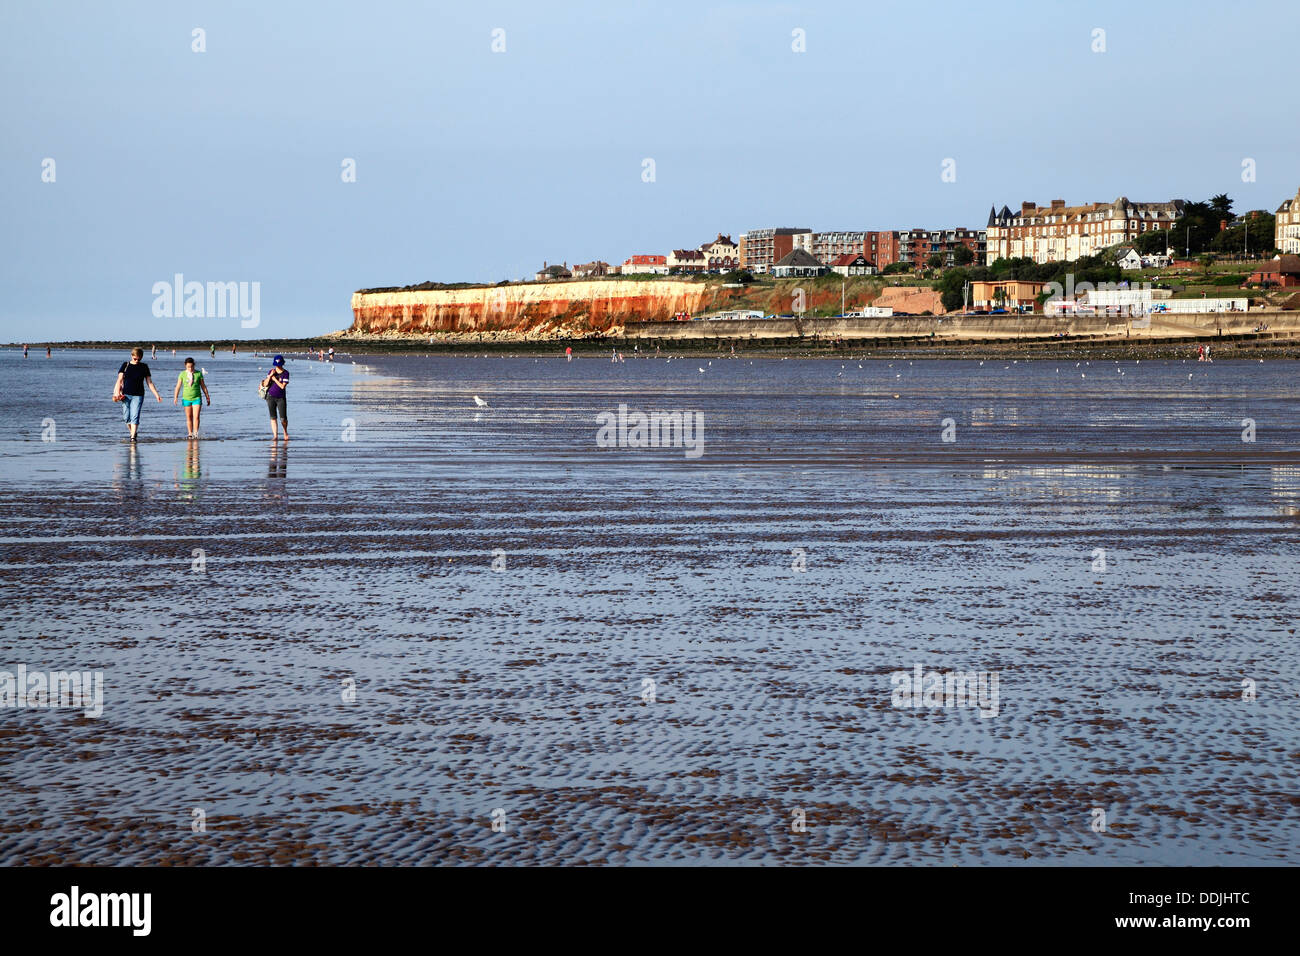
[210,343,216,358]
[1204,343,1211,363]
[261,355,290,441]
[151,344,156,359]
[46,346,51,358]
[113,347,161,441]
[22,344,27,358]
[173,357,211,438]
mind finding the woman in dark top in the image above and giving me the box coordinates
[113,347,162,441]
[261,354,290,441]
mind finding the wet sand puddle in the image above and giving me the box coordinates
[1,351,1297,864]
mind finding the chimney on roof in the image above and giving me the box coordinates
[1022,202,1036,216]
[1051,199,1065,210]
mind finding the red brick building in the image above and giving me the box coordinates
[865,231,899,268]
[1247,254,1300,288]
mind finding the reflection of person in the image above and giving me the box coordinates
[261,355,290,440]
[113,442,144,499]
[173,357,211,438]
[113,347,162,441]
[267,442,287,480]
[177,440,201,500]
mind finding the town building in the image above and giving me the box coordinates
[897,228,986,269]
[1247,254,1300,288]
[806,231,871,266]
[667,249,706,273]
[570,261,610,278]
[985,197,1184,265]
[1112,247,1144,270]
[969,279,1045,312]
[1276,188,1300,254]
[829,253,876,276]
[865,231,899,269]
[700,234,740,272]
[535,262,572,281]
[742,227,812,274]
[620,254,669,275]
[772,248,828,278]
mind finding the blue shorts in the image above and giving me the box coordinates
[121,394,143,425]
[181,398,202,407]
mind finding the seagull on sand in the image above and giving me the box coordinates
[473,395,489,407]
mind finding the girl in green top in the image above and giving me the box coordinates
[172,357,211,438]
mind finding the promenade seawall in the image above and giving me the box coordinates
[624,311,1300,342]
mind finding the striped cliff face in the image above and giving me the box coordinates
[350,280,715,338]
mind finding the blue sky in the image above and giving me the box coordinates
[2,0,1297,340]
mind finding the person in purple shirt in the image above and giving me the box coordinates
[261,355,290,441]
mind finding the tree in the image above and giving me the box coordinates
[926,253,944,271]
[953,245,975,266]
[1210,212,1277,257]
[935,267,970,312]
[1209,193,1233,220]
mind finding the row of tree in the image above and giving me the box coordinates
[1132,193,1277,257]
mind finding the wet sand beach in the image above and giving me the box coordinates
[1,349,1298,865]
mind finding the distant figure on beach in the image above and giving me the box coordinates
[46,346,51,358]
[210,344,216,357]
[565,346,572,362]
[232,342,238,355]
[151,344,156,358]
[328,347,335,362]
[22,344,27,358]
[1204,344,1212,363]
[173,357,211,438]
[1197,345,1204,361]
[113,347,161,442]
[261,355,290,441]
[611,348,617,364]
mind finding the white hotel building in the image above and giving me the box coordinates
[985,197,1184,265]
[1276,187,1300,254]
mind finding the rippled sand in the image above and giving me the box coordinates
[1,350,1298,864]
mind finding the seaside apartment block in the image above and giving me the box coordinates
[742,227,812,274]
[1276,187,1300,254]
[985,197,1183,265]
[865,231,899,269]
[897,228,986,269]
